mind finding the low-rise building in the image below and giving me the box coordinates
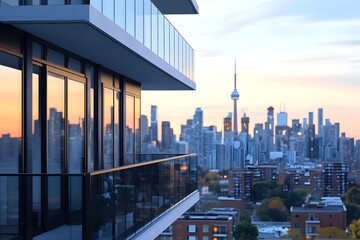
[290,197,347,240]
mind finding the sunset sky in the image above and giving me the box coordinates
[142,0,360,140]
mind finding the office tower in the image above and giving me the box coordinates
[265,106,275,154]
[308,112,314,126]
[161,121,172,151]
[140,114,149,143]
[224,112,232,132]
[151,105,158,142]
[277,111,288,126]
[203,126,217,169]
[275,111,289,152]
[318,108,323,136]
[323,119,340,161]
[253,123,265,164]
[241,113,249,133]
[0,1,199,239]
[192,107,204,167]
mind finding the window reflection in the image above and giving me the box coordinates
[0,62,22,173]
[47,72,65,173]
[104,88,114,169]
[125,95,134,165]
[68,80,85,173]
[126,0,135,37]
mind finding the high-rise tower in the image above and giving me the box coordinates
[231,61,240,137]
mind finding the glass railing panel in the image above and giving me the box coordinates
[135,0,144,44]
[143,0,151,49]
[0,0,194,79]
[125,0,135,37]
[114,0,125,29]
[151,4,158,55]
[0,154,197,239]
[103,0,115,21]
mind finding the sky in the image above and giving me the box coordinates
[142,0,360,140]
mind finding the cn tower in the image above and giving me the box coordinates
[231,60,239,137]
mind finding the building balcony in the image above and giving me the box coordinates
[0,0,196,90]
[0,154,199,240]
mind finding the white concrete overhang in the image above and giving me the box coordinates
[151,0,199,14]
[0,5,196,90]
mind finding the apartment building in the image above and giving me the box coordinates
[0,0,199,239]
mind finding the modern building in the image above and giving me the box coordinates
[290,197,347,240]
[151,105,158,142]
[323,162,348,197]
[0,0,199,239]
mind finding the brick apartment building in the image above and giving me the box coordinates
[290,197,347,240]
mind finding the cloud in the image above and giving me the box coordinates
[327,40,360,47]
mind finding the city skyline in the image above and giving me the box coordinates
[142,104,357,141]
[142,0,360,140]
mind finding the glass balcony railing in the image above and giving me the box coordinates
[0,154,197,240]
[0,0,195,80]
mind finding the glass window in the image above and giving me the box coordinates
[32,67,41,173]
[33,42,44,59]
[158,14,164,59]
[103,87,114,169]
[103,0,115,21]
[0,52,22,174]
[164,19,169,63]
[115,0,126,30]
[135,0,144,43]
[68,57,83,73]
[68,80,85,173]
[126,0,135,37]
[0,0,20,6]
[135,97,140,163]
[47,0,66,5]
[47,48,65,67]
[91,0,102,11]
[169,26,174,66]
[114,90,120,167]
[203,225,209,233]
[143,0,151,49]
[187,225,197,233]
[47,72,65,173]
[125,95,134,165]
[151,4,158,54]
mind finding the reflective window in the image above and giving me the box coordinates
[135,97,141,163]
[0,52,22,174]
[151,4,158,54]
[164,19,169,63]
[91,0,102,10]
[169,26,174,67]
[143,0,151,49]
[68,57,83,73]
[158,14,164,59]
[103,87,114,169]
[48,48,65,67]
[125,95,134,165]
[126,0,135,37]
[114,91,120,167]
[115,0,126,29]
[32,67,41,173]
[103,0,115,21]
[47,72,65,173]
[0,0,20,6]
[68,80,85,173]
[135,0,144,43]
[47,0,66,5]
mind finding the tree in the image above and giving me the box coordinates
[316,226,348,239]
[233,221,258,240]
[343,186,360,205]
[287,228,305,240]
[284,189,308,210]
[349,218,360,239]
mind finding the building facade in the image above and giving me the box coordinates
[0,0,199,239]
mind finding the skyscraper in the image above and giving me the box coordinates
[318,108,324,136]
[265,106,275,154]
[192,107,204,166]
[241,113,250,133]
[151,105,158,142]
[161,121,172,151]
